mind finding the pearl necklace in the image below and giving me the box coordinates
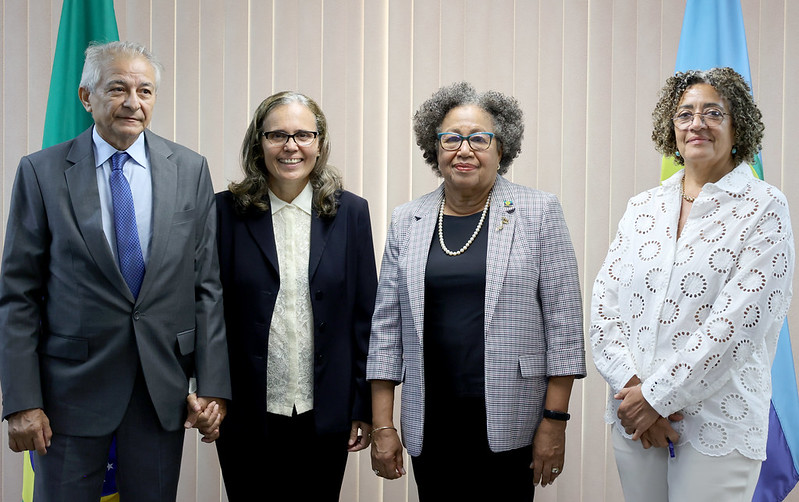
[680,177,696,203]
[438,189,492,256]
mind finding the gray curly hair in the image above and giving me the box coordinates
[413,82,524,175]
[651,67,763,166]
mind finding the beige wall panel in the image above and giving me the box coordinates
[198,0,226,190]
[248,0,274,151]
[510,0,539,191]
[411,0,442,200]
[583,0,619,500]
[150,1,178,140]
[222,0,250,188]
[28,7,53,155]
[341,0,364,194]
[534,1,564,197]
[634,3,667,195]
[559,4,590,502]
[382,0,414,257]
[359,0,389,257]
[174,0,201,152]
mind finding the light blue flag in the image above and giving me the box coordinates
[669,1,799,501]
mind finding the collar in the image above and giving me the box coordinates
[92,127,149,169]
[662,162,755,197]
[268,182,313,216]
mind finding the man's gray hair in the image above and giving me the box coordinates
[80,41,163,92]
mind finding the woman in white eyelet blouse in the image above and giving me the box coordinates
[590,67,794,502]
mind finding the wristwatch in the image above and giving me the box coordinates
[543,409,570,421]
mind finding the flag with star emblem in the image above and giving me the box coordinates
[662,2,799,500]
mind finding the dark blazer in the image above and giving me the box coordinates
[0,128,231,435]
[215,189,377,437]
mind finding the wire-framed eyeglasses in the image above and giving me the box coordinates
[261,130,319,146]
[672,109,729,130]
[437,132,495,151]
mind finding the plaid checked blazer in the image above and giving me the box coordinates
[367,175,586,456]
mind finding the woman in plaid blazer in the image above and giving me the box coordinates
[366,82,586,501]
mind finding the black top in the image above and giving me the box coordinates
[423,210,488,400]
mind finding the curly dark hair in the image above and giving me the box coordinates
[413,82,524,175]
[229,91,342,216]
[651,67,764,166]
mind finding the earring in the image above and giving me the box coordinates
[731,147,737,155]
[675,151,681,157]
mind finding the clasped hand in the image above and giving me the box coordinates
[185,393,228,443]
[615,385,681,449]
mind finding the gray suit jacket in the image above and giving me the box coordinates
[367,175,586,456]
[0,128,231,435]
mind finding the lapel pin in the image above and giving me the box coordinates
[497,216,509,231]
[503,200,515,213]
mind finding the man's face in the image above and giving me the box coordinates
[79,56,157,150]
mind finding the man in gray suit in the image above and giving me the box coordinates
[0,41,230,501]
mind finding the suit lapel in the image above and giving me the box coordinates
[137,131,177,301]
[309,209,335,281]
[245,211,279,276]
[484,176,516,331]
[65,129,133,300]
[407,186,443,342]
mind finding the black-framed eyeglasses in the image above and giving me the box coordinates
[672,109,729,130]
[437,132,495,151]
[261,130,319,146]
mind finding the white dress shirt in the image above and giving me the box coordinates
[266,183,315,416]
[92,127,153,264]
[591,164,794,460]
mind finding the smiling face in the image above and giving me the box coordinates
[675,83,735,175]
[437,104,502,199]
[260,102,320,202]
[79,56,157,150]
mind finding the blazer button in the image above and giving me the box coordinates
[318,321,327,332]
[315,290,323,300]
[133,311,141,321]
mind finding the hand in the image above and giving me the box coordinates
[347,421,371,452]
[615,385,660,440]
[531,417,567,487]
[370,427,406,479]
[185,393,228,443]
[639,415,682,449]
[7,408,52,455]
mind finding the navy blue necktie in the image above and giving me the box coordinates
[110,151,145,299]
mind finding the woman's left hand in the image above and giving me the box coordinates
[347,420,371,452]
[531,417,567,487]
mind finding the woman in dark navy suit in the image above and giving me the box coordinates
[214,91,377,501]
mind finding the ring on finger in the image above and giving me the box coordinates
[551,467,560,474]
[374,469,380,476]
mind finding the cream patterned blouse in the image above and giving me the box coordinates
[266,184,314,416]
[591,164,794,460]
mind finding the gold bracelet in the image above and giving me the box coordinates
[368,425,397,439]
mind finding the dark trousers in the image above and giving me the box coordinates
[217,408,350,502]
[411,395,535,502]
[33,369,184,502]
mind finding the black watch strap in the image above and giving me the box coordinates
[543,409,570,421]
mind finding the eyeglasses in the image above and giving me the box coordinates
[437,132,495,151]
[672,109,729,130]
[261,130,319,146]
